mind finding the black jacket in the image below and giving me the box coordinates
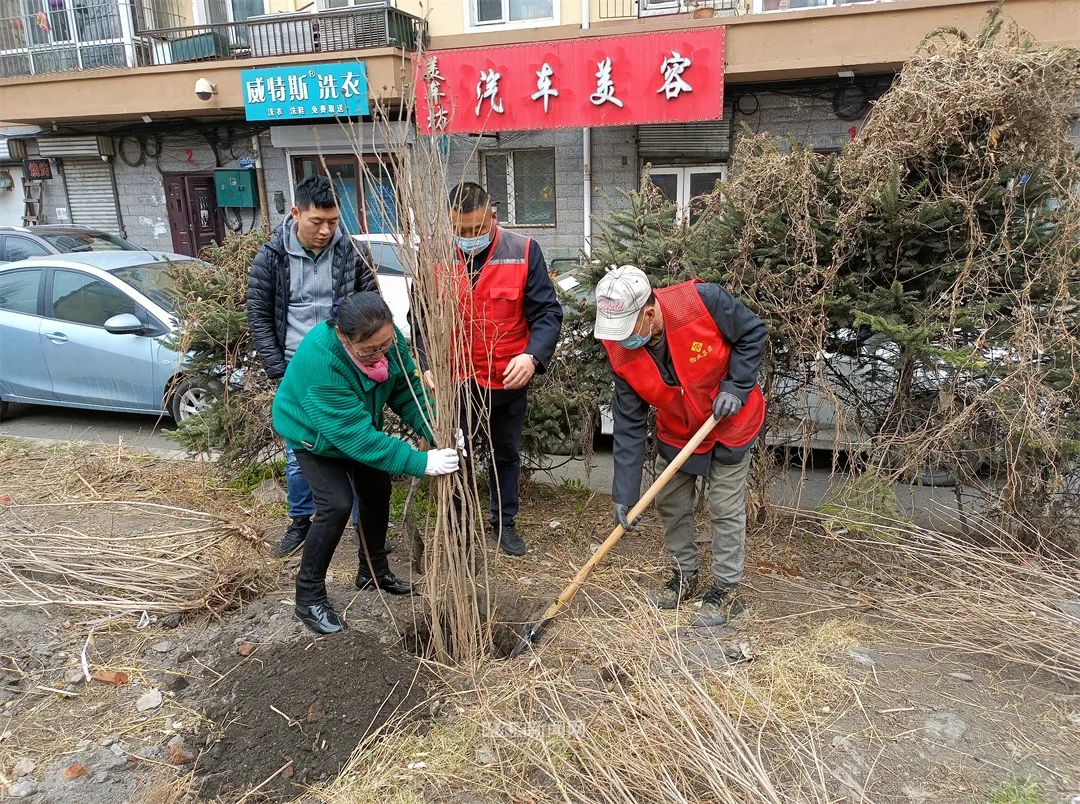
[247,224,377,380]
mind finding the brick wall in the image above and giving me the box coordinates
[111,127,269,251]
[730,89,866,153]
[445,126,638,261]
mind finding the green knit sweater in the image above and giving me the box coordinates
[272,321,435,478]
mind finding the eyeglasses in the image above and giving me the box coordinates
[350,342,395,359]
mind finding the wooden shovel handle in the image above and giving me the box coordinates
[535,415,720,624]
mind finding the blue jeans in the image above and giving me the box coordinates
[285,446,359,525]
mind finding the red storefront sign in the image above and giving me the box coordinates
[417,28,725,136]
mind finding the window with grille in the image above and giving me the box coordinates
[482,149,556,227]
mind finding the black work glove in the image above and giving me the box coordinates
[712,391,743,419]
[613,503,642,531]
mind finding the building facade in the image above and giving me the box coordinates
[0,0,1074,261]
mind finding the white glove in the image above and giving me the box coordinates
[424,448,460,476]
[455,428,467,456]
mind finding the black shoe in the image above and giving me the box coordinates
[277,517,311,556]
[294,602,345,634]
[356,569,414,595]
[490,523,527,557]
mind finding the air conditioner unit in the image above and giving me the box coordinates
[249,12,315,57]
[37,136,115,158]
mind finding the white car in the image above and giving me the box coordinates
[353,233,411,336]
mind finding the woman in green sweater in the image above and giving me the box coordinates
[273,292,460,635]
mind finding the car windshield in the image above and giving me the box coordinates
[367,242,408,277]
[109,262,193,313]
[42,232,138,253]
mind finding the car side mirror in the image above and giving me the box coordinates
[103,313,146,335]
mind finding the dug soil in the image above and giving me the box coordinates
[195,628,434,801]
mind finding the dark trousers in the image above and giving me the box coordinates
[293,451,391,606]
[461,383,528,530]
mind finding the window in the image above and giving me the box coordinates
[647,164,727,224]
[756,0,876,11]
[483,149,556,226]
[111,262,191,314]
[0,269,43,315]
[367,242,407,277]
[470,0,555,27]
[293,155,399,235]
[3,236,50,262]
[41,232,132,253]
[49,270,140,327]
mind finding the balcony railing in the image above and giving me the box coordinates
[0,2,424,77]
[597,0,739,19]
[138,6,424,66]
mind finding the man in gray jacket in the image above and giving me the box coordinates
[247,176,376,556]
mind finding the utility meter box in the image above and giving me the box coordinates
[214,169,258,208]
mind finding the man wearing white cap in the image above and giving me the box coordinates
[593,266,768,626]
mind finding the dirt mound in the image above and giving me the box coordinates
[195,629,433,801]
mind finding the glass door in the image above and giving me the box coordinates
[647,164,727,223]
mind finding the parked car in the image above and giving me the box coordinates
[0,251,213,424]
[353,233,412,336]
[0,225,145,263]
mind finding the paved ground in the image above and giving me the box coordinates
[2,401,980,531]
[0,402,179,455]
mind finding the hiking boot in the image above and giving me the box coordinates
[649,569,698,609]
[691,585,745,628]
[294,602,345,635]
[276,516,311,556]
[490,523,527,557]
[356,569,414,596]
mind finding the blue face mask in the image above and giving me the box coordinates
[456,231,492,255]
[619,333,649,350]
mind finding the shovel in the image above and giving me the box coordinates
[509,415,720,658]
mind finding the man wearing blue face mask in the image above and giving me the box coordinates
[593,265,768,627]
[418,182,563,557]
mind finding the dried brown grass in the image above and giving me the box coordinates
[791,503,1080,684]
[0,441,274,617]
[314,579,869,804]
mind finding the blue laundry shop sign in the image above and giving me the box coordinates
[241,63,369,122]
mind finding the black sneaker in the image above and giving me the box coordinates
[490,523,527,557]
[277,516,311,556]
[691,585,745,628]
[294,602,345,635]
[649,569,698,609]
[356,570,414,595]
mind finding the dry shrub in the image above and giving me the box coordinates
[594,8,1080,546]
[793,504,1080,684]
[0,500,268,616]
[0,441,273,616]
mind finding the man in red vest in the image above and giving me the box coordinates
[421,183,563,556]
[593,265,768,626]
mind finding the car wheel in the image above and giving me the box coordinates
[0,399,8,424]
[168,379,213,423]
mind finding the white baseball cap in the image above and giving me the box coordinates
[593,265,653,341]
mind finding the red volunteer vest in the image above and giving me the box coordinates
[603,280,766,453]
[441,228,531,390]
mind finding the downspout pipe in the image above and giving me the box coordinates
[582,0,592,258]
